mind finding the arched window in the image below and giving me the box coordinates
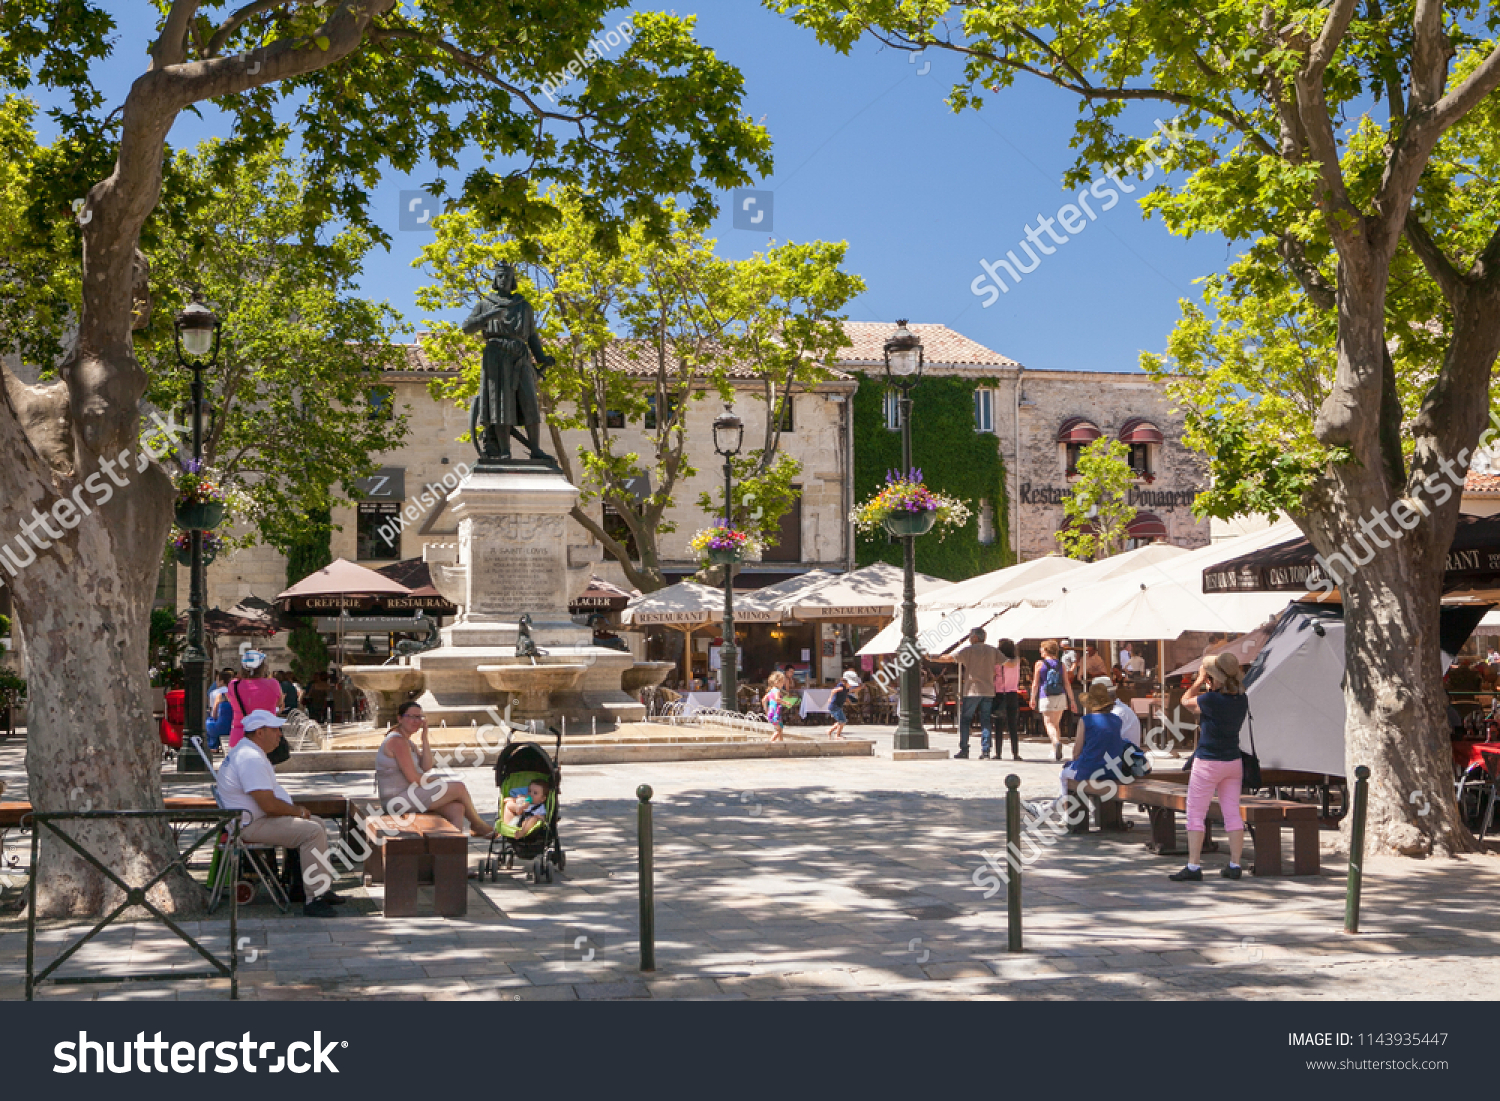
[1056,417,1102,476]
[1125,511,1167,549]
[1119,418,1163,477]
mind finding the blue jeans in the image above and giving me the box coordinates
[959,695,994,755]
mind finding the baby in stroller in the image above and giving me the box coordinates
[503,780,551,837]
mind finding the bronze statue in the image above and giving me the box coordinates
[462,261,557,463]
[515,613,547,658]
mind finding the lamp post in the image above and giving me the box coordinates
[884,320,927,750]
[712,408,745,713]
[174,293,221,772]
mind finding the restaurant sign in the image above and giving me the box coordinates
[1019,483,1197,509]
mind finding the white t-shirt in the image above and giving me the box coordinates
[1112,699,1142,747]
[1129,654,1146,674]
[218,738,290,826]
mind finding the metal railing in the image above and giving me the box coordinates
[26,808,241,1000]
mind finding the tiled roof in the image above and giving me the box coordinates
[385,334,856,382]
[1467,471,1500,495]
[835,322,1022,369]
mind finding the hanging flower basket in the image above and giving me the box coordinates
[174,501,225,531]
[883,510,938,538]
[171,527,224,565]
[690,526,761,565]
[851,469,971,540]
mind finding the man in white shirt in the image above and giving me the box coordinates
[218,710,343,918]
[1092,677,1141,747]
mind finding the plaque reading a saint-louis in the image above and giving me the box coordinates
[468,514,566,616]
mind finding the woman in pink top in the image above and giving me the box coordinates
[991,638,1023,761]
[227,651,286,747]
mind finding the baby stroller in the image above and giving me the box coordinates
[477,722,565,884]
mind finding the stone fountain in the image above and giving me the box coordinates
[349,464,671,731]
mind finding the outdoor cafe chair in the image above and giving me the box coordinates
[190,737,291,915]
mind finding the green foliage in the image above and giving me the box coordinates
[1057,439,1137,560]
[0,665,25,694]
[132,137,410,553]
[0,613,9,638]
[285,510,333,684]
[415,191,864,588]
[0,6,772,257]
[851,376,1009,580]
[149,606,183,687]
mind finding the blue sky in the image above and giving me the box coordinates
[29,2,1238,372]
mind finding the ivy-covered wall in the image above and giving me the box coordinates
[852,374,1011,580]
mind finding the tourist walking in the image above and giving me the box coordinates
[992,638,1022,761]
[936,627,999,759]
[1031,639,1078,762]
[763,672,788,742]
[227,650,285,748]
[1169,653,1250,882]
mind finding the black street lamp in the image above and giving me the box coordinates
[174,293,221,772]
[713,407,744,713]
[883,320,927,750]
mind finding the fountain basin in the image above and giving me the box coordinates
[477,663,588,722]
[345,667,425,727]
[621,661,675,695]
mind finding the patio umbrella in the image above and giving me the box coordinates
[276,558,414,664]
[621,581,777,685]
[736,570,838,621]
[917,555,1087,611]
[569,575,635,615]
[781,562,946,621]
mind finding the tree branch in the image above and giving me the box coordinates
[150,0,202,71]
[1409,0,1449,109]
[205,0,293,58]
[1403,210,1466,306]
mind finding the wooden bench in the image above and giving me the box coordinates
[1142,769,1348,819]
[1118,779,1321,876]
[363,813,468,917]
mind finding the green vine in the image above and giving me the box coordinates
[852,375,1011,579]
[286,508,334,683]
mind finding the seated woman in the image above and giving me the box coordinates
[375,702,495,838]
[1057,682,1128,801]
[205,670,234,753]
[502,779,551,837]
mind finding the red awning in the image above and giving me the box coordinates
[1056,416,1102,444]
[1119,417,1164,444]
[1127,512,1168,539]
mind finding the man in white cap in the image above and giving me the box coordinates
[1091,677,1141,748]
[218,709,343,918]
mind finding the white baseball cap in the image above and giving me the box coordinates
[842,670,862,687]
[242,709,286,733]
[241,650,268,670]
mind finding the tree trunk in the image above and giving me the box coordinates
[3,381,198,914]
[1333,527,1475,855]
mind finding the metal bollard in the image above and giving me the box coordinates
[637,784,656,972]
[1344,765,1370,934]
[1006,774,1022,952]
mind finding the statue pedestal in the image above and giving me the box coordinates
[400,469,646,728]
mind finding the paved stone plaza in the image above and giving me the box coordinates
[3,730,1499,1001]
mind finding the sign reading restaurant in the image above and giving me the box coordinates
[1018,483,1198,509]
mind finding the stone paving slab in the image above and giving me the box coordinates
[7,730,1500,999]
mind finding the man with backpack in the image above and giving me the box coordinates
[934,628,1000,759]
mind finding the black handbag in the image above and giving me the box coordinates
[1240,704,1262,789]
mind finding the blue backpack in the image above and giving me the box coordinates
[1042,659,1064,696]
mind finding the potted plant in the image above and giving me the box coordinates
[851,468,972,539]
[689,526,762,565]
[171,527,225,567]
[173,458,228,530]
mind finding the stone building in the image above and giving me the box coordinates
[838,322,1211,563]
[178,340,859,659]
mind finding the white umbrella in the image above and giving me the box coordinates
[736,570,838,621]
[918,555,1086,611]
[857,606,1004,656]
[621,581,777,626]
[782,561,946,621]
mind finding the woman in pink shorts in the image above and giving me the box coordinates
[1168,652,1250,882]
